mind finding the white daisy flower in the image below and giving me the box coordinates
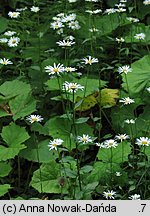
[77,134,93,144]
[86,9,102,14]
[65,67,77,72]
[115,3,126,7]
[31,6,40,12]
[129,194,141,200]
[117,65,132,74]
[116,8,126,12]
[115,172,122,177]
[45,63,65,76]
[0,58,13,65]
[143,0,150,5]
[146,87,150,93]
[103,190,116,199]
[124,119,136,124]
[56,39,75,47]
[120,0,127,2]
[0,38,8,43]
[26,114,43,124]
[103,139,118,148]
[8,37,20,47]
[105,8,117,15]
[50,21,64,30]
[63,13,76,22]
[95,142,106,148]
[126,17,139,22]
[134,33,146,40]
[119,97,135,105]
[4,31,16,36]
[48,138,64,151]
[135,137,150,147]
[85,0,99,2]
[82,56,99,65]
[116,37,125,43]
[68,0,77,2]
[8,11,20,18]
[63,81,84,93]
[68,20,80,30]
[115,134,129,142]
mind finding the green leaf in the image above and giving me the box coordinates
[0,80,31,97]
[9,93,36,121]
[75,117,89,124]
[45,116,93,150]
[0,80,36,120]
[0,184,11,197]
[1,123,30,146]
[122,55,150,96]
[87,162,119,184]
[125,24,150,44]
[20,138,56,163]
[0,162,12,177]
[45,78,60,91]
[97,142,131,163]
[30,162,67,194]
[0,17,8,33]
[0,144,26,161]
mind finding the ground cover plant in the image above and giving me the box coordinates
[0,0,150,200]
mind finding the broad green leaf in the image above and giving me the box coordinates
[0,184,11,197]
[31,122,49,135]
[75,77,107,98]
[0,80,31,97]
[87,162,120,184]
[0,144,26,161]
[30,162,67,194]
[0,80,36,120]
[45,78,60,91]
[45,116,93,150]
[1,123,30,146]
[20,138,56,163]
[122,55,150,96]
[9,93,36,121]
[125,24,150,44]
[0,162,12,177]
[0,17,8,33]
[97,142,131,164]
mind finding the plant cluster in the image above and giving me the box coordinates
[0,0,150,200]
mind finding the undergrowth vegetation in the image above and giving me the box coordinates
[0,0,150,200]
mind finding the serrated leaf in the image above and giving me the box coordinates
[122,55,150,96]
[0,162,12,177]
[45,116,93,150]
[1,123,30,146]
[97,142,131,163]
[30,162,67,194]
[0,17,8,33]
[0,144,26,161]
[0,184,11,197]
[20,138,56,163]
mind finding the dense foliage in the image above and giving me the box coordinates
[0,0,150,200]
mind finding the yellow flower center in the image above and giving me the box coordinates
[53,68,59,72]
[52,143,57,147]
[32,117,37,122]
[142,141,148,145]
[87,60,92,64]
[12,40,16,44]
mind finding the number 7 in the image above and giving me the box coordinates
[141,204,146,212]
